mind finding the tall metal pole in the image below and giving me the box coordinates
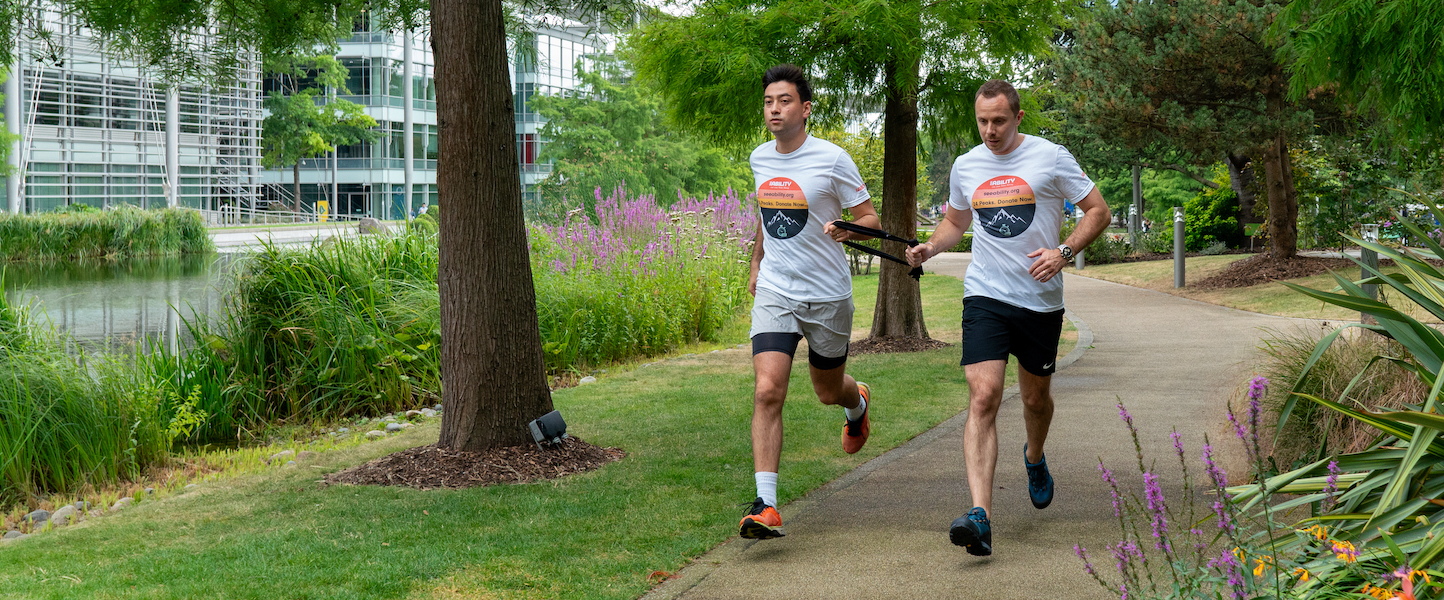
[165,87,179,209]
[1173,206,1185,288]
[1130,165,1141,248]
[1361,223,1380,324]
[4,53,22,214]
[402,28,414,221]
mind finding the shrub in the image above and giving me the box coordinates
[1137,231,1172,254]
[916,229,972,252]
[0,206,213,262]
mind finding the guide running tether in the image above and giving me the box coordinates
[829,220,924,281]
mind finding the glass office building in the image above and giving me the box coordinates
[2,10,262,215]
[511,25,609,207]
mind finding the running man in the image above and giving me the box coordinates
[738,64,880,540]
[905,79,1110,556]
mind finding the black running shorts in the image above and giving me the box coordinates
[960,295,1065,377]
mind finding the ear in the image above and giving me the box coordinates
[802,100,812,120]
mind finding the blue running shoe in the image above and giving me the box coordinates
[1025,444,1054,509]
[949,507,992,556]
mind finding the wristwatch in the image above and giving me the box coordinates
[1057,243,1074,260]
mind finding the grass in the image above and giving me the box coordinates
[0,206,213,262]
[1070,255,1441,321]
[0,271,1014,600]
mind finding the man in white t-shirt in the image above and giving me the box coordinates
[906,79,1111,556]
[737,64,882,541]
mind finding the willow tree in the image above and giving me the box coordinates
[1054,0,1311,259]
[629,0,1065,339]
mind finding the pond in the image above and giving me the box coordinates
[1,253,238,353]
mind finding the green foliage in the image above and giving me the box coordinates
[408,204,439,235]
[0,207,213,262]
[1135,230,1172,254]
[1060,220,1131,265]
[1151,167,1243,252]
[1094,169,1209,227]
[1274,0,1444,141]
[0,293,168,506]
[530,58,750,221]
[164,386,211,447]
[0,68,16,176]
[915,229,971,253]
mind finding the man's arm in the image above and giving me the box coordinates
[821,201,882,242]
[1026,186,1110,283]
[749,216,764,296]
[906,206,973,267]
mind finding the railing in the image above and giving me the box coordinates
[200,205,368,227]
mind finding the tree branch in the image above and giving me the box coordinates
[1139,162,1220,189]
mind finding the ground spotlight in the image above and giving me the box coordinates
[528,410,568,448]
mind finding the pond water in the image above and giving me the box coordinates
[1,253,239,353]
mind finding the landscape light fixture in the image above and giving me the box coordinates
[528,410,568,449]
[1361,223,1379,243]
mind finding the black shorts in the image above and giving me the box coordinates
[961,295,1065,377]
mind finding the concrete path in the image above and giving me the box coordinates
[210,223,363,249]
[645,252,1320,600]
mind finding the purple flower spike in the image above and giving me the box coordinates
[1322,460,1341,511]
[1170,430,1184,459]
[1144,472,1171,551]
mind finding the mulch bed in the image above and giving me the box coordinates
[1192,254,1380,290]
[325,437,625,490]
[850,336,952,355]
[1113,248,1253,263]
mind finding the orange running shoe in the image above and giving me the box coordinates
[739,497,785,539]
[842,382,871,454]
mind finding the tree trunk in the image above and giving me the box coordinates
[433,0,554,451]
[293,162,303,213]
[1226,153,1256,239]
[1261,78,1298,259]
[869,56,928,340]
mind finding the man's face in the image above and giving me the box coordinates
[975,94,1023,155]
[764,81,811,137]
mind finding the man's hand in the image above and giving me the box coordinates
[821,221,852,243]
[1026,247,1067,283]
[749,263,760,296]
[906,242,935,267]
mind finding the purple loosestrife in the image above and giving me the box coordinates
[1143,472,1172,553]
[1099,461,1124,518]
[1206,549,1247,600]
[1322,460,1341,511]
[1202,442,1237,535]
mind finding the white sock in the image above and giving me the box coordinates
[845,397,867,422]
[755,472,778,508]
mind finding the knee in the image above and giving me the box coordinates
[1021,390,1053,413]
[968,394,1001,422]
[754,383,787,411]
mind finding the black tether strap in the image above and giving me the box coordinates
[830,220,924,281]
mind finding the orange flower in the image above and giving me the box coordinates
[1292,567,1311,582]
[1303,524,1327,540]
[1332,540,1359,562]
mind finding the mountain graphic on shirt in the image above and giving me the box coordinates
[986,209,1027,227]
[767,211,803,230]
[757,176,810,240]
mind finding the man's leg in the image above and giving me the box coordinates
[962,359,1007,514]
[1019,368,1054,464]
[752,350,794,474]
[808,362,860,410]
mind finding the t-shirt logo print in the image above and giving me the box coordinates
[972,175,1036,238]
[758,177,809,239]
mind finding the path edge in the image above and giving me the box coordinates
[639,311,1094,600]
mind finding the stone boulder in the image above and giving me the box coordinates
[358,218,389,235]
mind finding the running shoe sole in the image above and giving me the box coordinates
[739,518,786,539]
[949,518,992,556]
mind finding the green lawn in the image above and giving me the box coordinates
[0,273,998,600]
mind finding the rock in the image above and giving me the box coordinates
[641,362,655,368]
[337,427,350,434]
[87,510,102,518]
[405,410,422,419]
[111,498,133,510]
[2,533,28,542]
[22,510,49,525]
[3,530,23,539]
[385,423,403,432]
[49,505,77,526]
[296,451,317,462]
[358,217,389,235]
[185,484,198,490]
[73,501,92,511]
[400,422,413,429]
[382,416,397,423]
[268,450,295,464]
[284,461,297,468]
[144,487,155,495]
[433,404,443,411]
[366,430,385,439]
[579,376,598,385]
[420,408,436,418]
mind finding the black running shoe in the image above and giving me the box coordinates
[1025,444,1054,509]
[949,507,992,556]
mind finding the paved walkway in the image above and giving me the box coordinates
[645,252,1318,600]
[210,223,365,249]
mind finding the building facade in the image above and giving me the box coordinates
[2,9,263,215]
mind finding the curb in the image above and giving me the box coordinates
[639,310,1094,600]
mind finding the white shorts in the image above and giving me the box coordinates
[748,288,854,359]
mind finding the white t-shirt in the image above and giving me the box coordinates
[948,135,1095,313]
[751,135,871,302]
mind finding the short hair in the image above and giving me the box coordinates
[762,64,813,102]
[976,79,1021,113]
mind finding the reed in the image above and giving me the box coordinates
[0,205,213,262]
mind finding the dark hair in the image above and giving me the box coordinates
[762,64,813,102]
[976,79,1021,113]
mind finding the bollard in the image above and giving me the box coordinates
[1075,250,1084,271]
[1174,206,1185,288]
[1361,224,1380,324]
[1130,165,1141,249]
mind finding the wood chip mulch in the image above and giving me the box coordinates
[850,336,953,355]
[1188,254,1375,290]
[324,438,625,490]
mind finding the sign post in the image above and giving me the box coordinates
[1361,224,1380,324]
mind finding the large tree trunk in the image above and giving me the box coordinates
[434,0,554,451]
[1261,132,1298,259]
[1226,153,1257,239]
[869,56,928,339]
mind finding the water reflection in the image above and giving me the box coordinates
[1,253,238,353]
